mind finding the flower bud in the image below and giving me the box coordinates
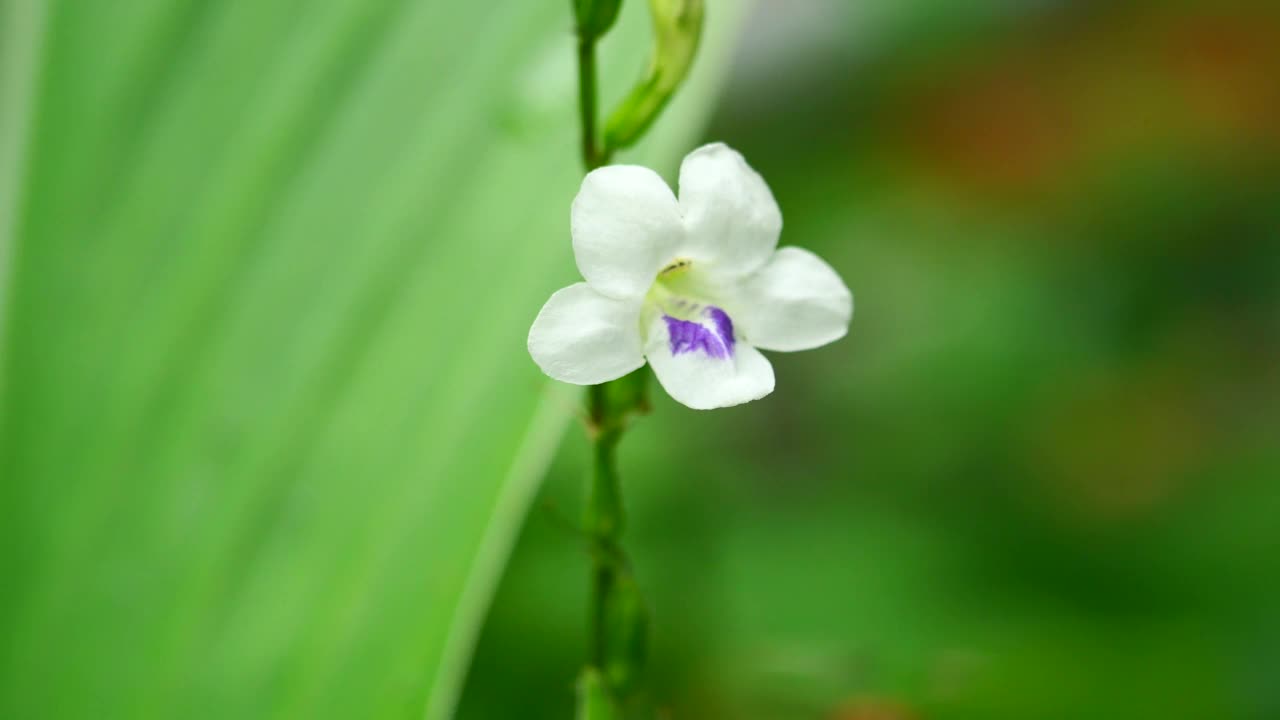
[574,0,623,41]
[603,0,704,150]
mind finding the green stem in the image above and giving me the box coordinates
[577,37,601,171]
[580,30,611,666]
[576,30,613,171]
[576,27,632,709]
[587,422,622,666]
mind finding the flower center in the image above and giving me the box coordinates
[644,259,737,360]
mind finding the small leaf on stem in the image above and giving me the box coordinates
[576,668,620,720]
[603,572,650,692]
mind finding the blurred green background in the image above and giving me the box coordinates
[461,1,1280,719]
[3,1,1278,719]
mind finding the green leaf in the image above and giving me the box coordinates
[0,0,745,718]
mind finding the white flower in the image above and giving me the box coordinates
[528,143,853,410]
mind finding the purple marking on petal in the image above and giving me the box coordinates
[663,306,736,360]
[705,306,735,353]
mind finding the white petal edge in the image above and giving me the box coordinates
[643,313,775,410]
[572,165,683,300]
[734,246,853,352]
[528,283,645,385]
[676,142,782,280]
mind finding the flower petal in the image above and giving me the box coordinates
[643,308,775,409]
[676,143,781,279]
[528,283,645,384]
[572,165,683,299]
[734,247,853,352]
